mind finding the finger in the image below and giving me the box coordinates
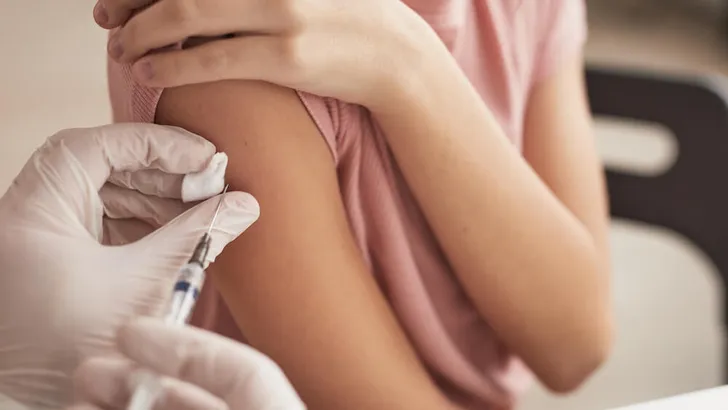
[109,169,184,200]
[152,378,227,410]
[100,183,192,228]
[109,0,282,64]
[65,405,109,410]
[46,124,216,193]
[110,152,227,202]
[110,0,235,64]
[75,356,228,410]
[131,36,289,88]
[74,357,136,409]
[103,217,156,245]
[119,318,287,400]
[94,0,153,29]
[142,191,259,265]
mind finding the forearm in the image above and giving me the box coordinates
[372,51,611,391]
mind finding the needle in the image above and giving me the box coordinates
[188,184,229,267]
[207,184,229,236]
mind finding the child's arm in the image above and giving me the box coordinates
[372,52,611,393]
[155,81,457,410]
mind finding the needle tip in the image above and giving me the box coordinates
[206,184,229,235]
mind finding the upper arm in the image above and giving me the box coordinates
[523,55,610,266]
[155,81,449,410]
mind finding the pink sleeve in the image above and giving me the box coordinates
[107,61,341,162]
[296,92,342,163]
[107,60,161,123]
[532,0,588,83]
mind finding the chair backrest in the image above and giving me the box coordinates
[587,67,728,283]
[588,67,728,382]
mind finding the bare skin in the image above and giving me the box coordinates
[157,81,457,410]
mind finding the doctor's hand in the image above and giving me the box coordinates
[68,318,305,410]
[0,124,259,409]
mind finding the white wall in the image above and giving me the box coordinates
[0,1,109,192]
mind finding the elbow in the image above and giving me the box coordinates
[541,343,611,393]
[542,238,614,393]
[540,313,615,394]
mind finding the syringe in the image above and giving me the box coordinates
[126,185,229,410]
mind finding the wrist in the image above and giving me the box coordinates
[370,45,460,120]
[366,9,452,113]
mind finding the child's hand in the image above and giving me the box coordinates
[93,0,442,109]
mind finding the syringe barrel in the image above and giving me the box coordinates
[128,244,211,410]
[163,262,206,326]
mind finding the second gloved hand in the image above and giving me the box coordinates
[0,124,259,409]
[69,318,305,410]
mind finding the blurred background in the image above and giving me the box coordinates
[2,1,728,409]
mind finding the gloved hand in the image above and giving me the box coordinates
[68,318,305,410]
[0,124,259,409]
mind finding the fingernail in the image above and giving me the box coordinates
[134,60,155,81]
[94,1,108,25]
[108,35,123,59]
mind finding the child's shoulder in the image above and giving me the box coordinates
[495,0,587,38]
[504,0,586,20]
[482,0,586,38]
[496,0,588,82]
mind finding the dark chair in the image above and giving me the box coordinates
[586,67,728,380]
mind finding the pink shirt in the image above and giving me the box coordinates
[108,1,587,408]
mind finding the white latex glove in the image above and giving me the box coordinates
[0,124,259,409]
[68,318,305,410]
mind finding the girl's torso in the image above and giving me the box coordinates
[108,1,587,408]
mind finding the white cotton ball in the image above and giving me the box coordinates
[181,153,228,203]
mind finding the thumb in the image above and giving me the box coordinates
[144,191,259,265]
